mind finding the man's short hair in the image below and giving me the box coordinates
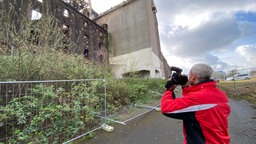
[190,63,213,82]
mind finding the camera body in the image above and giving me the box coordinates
[165,66,188,99]
[170,66,188,85]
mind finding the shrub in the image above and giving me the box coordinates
[1,83,104,143]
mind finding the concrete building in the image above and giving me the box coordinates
[95,0,170,78]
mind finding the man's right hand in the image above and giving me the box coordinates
[165,80,176,91]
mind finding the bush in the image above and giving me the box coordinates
[1,83,104,143]
[106,78,165,106]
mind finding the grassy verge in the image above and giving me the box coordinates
[217,78,256,105]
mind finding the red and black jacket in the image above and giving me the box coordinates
[161,81,230,144]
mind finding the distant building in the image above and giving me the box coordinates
[94,0,170,78]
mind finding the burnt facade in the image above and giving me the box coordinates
[1,0,109,65]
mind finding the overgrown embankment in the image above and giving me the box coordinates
[0,48,166,143]
[217,79,256,105]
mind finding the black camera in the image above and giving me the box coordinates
[169,66,188,85]
[165,67,188,99]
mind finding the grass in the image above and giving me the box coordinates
[217,78,256,105]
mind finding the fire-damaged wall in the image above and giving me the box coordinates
[1,0,109,65]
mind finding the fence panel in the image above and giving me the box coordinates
[0,79,106,144]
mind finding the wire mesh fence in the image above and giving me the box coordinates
[3,69,254,143]
[0,79,107,144]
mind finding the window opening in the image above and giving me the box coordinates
[63,9,69,17]
[31,10,42,20]
[84,48,89,58]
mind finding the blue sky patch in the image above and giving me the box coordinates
[235,11,256,22]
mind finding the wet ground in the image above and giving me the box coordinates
[228,99,256,143]
[81,99,256,144]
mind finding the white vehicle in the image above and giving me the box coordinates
[226,77,234,81]
[227,74,250,81]
[234,74,250,80]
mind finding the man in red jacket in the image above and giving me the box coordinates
[161,63,230,144]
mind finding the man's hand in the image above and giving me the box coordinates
[165,80,176,91]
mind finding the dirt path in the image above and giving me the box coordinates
[229,99,256,143]
[81,99,256,144]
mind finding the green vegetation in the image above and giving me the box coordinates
[1,84,100,143]
[0,1,87,81]
[0,78,165,143]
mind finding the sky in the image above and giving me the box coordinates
[91,0,256,73]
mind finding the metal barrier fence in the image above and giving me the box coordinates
[0,79,112,144]
[2,77,254,143]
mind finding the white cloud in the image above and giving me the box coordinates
[173,13,210,29]
[236,45,256,67]
[155,0,256,71]
[161,14,241,57]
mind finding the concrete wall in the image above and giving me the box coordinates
[96,0,151,56]
[110,48,165,78]
[95,0,170,78]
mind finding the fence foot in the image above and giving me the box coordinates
[154,107,161,111]
[101,123,114,132]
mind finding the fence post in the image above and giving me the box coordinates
[101,78,114,132]
[103,79,107,124]
[231,67,238,96]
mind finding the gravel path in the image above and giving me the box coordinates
[229,99,256,144]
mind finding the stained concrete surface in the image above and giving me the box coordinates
[82,99,256,144]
